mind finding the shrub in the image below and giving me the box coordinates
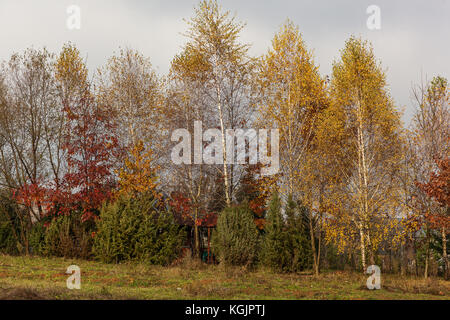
[212,203,260,267]
[28,221,46,255]
[0,193,25,255]
[0,209,17,255]
[40,211,94,259]
[93,192,185,265]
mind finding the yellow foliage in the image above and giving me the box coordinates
[256,19,328,199]
[116,140,159,198]
[319,36,406,262]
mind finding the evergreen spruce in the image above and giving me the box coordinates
[93,192,185,265]
[263,193,312,272]
[212,202,260,267]
[262,191,286,271]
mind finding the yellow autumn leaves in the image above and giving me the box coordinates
[256,27,406,269]
[116,140,159,198]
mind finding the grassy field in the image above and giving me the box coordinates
[0,254,448,300]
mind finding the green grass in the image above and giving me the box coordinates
[0,254,448,300]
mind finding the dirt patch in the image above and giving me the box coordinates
[386,277,449,296]
[358,278,448,297]
[185,281,237,298]
[0,287,46,300]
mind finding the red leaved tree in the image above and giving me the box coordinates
[15,44,121,222]
[416,157,450,279]
[59,90,120,221]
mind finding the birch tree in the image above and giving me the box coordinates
[256,20,328,274]
[324,37,404,271]
[0,49,61,220]
[0,48,65,252]
[96,48,162,153]
[178,0,256,207]
[165,49,218,258]
[257,20,328,200]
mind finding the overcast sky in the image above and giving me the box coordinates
[0,0,449,124]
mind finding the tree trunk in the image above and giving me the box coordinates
[216,85,231,207]
[424,233,430,279]
[316,227,321,276]
[442,227,448,280]
[309,212,318,276]
[356,97,369,273]
[193,208,200,260]
[360,227,367,272]
[367,230,375,265]
[400,242,407,276]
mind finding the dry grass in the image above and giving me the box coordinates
[0,254,448,300]
[383,276,447,296]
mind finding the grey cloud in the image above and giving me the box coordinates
[0,0,448,124]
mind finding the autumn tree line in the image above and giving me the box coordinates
[0,1,448,279]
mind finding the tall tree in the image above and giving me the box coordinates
[257,20,328,199]
[323,36,404,271]
[165,0,255,257]
[55,44,119,221]
[0,48,60,217]
[96,48,162,159]
[166,50,217,258]
[256,20,328,274]
[417,157,449,279]
[409,75,449,278]
[0,48,65,253]
[179,0,256,206]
